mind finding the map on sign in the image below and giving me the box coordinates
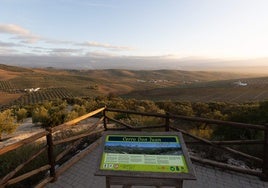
[100,135,189,173]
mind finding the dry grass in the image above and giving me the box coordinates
[0,70,20,80]
[0,92,22,105]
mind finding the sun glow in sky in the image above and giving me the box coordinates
[1,0,268,60]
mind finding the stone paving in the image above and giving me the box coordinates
[46,144,268,188]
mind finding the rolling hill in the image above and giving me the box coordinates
[123,77,268,102]
[0,64,267,108]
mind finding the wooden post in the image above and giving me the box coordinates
[106,177,110,188]
[262,128,268,181]
[165,112,170,132]
[103,109,107,131]
[122,185,131,188]
[46,127,56,182]
[176,181,183,188]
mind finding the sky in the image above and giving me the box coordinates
[0,0,268,67]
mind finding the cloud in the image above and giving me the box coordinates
[0,24,30,35]
[85,51,118,58]
[77,41,134,51]
[0,24,133,55]
[48,48,84,56]
[0,40,24,55]
[44,38,73,45]
[27,46,49,50]
[0,47,19,54]
[0,41,22,47]
[0,24,41,43]
[51,48,82,53]
[36,38,133,52]
[13,35,41,44]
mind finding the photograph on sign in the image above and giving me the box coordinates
[100,135,189,173]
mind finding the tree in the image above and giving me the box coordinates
[72,104,86,116]
[173,103,194,116]
[0,110,18,140]
[16,108,28,122]
[192,102,210,117]
[32,106,48,125]
[45,106,67,127]
[65,111,79,122]
[156,101,193,116]
[31,100,68,128]
[212,101,267,140]
[84,99,99,112]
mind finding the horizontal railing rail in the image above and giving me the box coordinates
[0,107,106,188]
[104,108,268,181]
[106,108,267,130]
[0,131,48,155]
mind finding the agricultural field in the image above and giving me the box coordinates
[0,81,14,92]
[0,64,267,109]
[124,77,268,102]
[0,92,22,106]
[10,88,75,106]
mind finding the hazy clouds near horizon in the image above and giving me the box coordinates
[0,55,267,74]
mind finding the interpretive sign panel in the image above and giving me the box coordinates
[100,135,188,173]
[95,131,196,188]
[96,131,195,180]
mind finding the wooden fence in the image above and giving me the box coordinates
[0,107,105,188]
[0,106,267,187]
[104,108,268,181]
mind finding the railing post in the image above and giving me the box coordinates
[262,127,268,181]
[103,109,107,131]
[46,127,56,182]
[165,112,170,132]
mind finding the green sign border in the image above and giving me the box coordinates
[100,135,189,173]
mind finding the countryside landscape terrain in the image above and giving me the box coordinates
[1,1,268,187]
[0,64,267,187]
[0,63,267,109]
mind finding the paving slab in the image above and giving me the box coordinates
[46,144,268,188]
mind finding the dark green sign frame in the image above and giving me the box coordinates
[95,131,196,180]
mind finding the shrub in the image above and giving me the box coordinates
[0,110,18,140]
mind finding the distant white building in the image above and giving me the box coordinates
[24,88,41,92]
[234,81,247,86]
[137,79,146,83]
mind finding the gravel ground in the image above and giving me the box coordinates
[0,118,43,148]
